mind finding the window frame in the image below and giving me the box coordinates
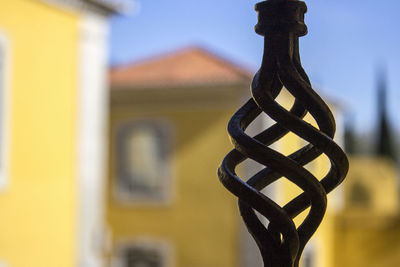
[113,119,174,205]
[0,30,11,191]
[112,238,173,267]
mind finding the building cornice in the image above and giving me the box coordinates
[41,0,131,16]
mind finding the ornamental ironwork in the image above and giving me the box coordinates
[217,0,349,266]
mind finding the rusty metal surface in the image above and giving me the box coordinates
[217,0,349,266]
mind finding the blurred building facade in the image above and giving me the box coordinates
[334,156,400,267]
[0,0,127,266]
[107,47,251,267]
[0,1,398,263]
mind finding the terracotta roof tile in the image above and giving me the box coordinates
[110,46,252,89]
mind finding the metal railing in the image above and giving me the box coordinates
[218,0,349,266]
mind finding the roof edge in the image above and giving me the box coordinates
[110,45,255,79]
[109,45,255,89]
[83,0,131,14]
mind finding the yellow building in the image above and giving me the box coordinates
[334,156,400,267]
[0,0,128,266]
[108,47,252,267]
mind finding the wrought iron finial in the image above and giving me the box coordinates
[217,1,349,266]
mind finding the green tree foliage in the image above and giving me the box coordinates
[344,115,357,154]
[375,68,396,161]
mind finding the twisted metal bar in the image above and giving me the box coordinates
[217,0,349,266]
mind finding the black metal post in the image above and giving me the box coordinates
[218,0,349,266]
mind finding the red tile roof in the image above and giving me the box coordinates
[109,46,253,89]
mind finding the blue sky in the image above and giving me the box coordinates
[109,0,400,133]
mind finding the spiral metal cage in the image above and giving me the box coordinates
[217,0,349,266]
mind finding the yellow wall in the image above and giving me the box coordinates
[333,156,400,267]
[0,1,79,266]
[342,157,399,216]
[107,87,243,267]
[334,215,400,267]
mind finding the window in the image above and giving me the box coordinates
[302,242,315,267]
[113,239,172,267]
[303,252,313,267]
[115,120,173,202]
[0,32,9,189]
[349,180,371,208]
[123,245,163,267]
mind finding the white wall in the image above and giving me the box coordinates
[0,30,11,191]
[77,12,109,267]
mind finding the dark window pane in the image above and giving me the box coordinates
[303,250,313,267]
[124,246,162,267]
[349,180,371,208]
